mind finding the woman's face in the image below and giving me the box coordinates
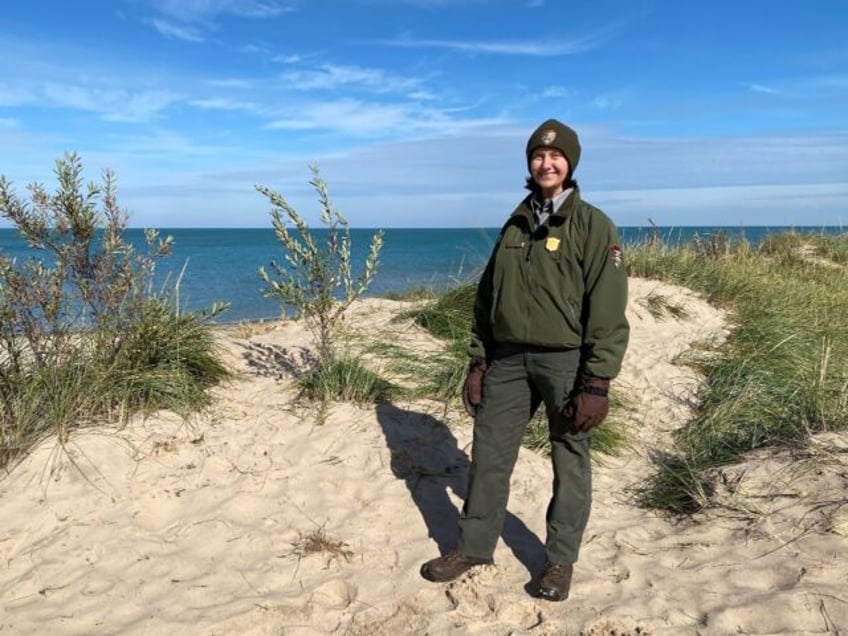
[529,148,570,198]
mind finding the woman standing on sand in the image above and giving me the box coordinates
[421,118,630,601]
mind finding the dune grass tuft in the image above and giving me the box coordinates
[296,355,398,406]
[628,230,848,514]
[406,283,476,341]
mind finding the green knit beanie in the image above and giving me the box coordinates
[525,119,581,173]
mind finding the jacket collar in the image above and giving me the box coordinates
[511,186,580,221]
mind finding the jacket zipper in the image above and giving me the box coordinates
[523,237,533,342]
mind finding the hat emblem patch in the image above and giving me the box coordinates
[540,129,557,145]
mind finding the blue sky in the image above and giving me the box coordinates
[1,0,846,228]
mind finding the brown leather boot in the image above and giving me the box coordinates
[537,562,573,601]
[420,550,493,582]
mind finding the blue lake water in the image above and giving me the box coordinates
[1,226,844,323]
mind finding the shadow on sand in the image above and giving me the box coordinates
[375,402,547,585]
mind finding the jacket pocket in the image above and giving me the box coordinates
[565,297,582,333]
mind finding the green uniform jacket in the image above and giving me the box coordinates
[469,188,630,379]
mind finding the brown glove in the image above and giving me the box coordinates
[461,358,487,417]
[563,375,610,432]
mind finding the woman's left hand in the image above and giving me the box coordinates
[563,375,610,431]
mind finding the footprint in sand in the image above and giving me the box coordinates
[582,617,650,636]
[310,579,358,609]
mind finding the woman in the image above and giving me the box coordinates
[421,118,630,601]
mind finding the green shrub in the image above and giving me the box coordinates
[256,166,392,419]
[257,165,383,364]
[0,153,228,469]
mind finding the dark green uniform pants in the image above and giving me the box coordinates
[457,347,591,565]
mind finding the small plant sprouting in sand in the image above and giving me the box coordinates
[290,527,353,567]
[641,291,690,321]
[256,166,387,418]
[257,165,383,365]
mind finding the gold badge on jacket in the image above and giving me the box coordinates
[545,237,561,251]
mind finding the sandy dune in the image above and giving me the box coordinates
[1,278,846,635]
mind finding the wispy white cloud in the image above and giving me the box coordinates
[272,54,302,64]
[738,74,848,97]
[378,31,611,56]
[280,64,426,94]
[203,78,255,89]
[358,0,485,6]
[0,39,188,123]
[265,98,505,136]
[542,86,569,98]
[593,94,623,110]
[0,85,36,107]
[266,100,419,135]
[734,74,848,100]
[40,83,182,122]
[151,18,205,42]
[747,82,779,95]
[148,0,294,24]
[189,97,265,115]
[239,43,268,54]
[409,89,437,100]
[144,1,294,43]
[103,128,239,159]
[110,91,183,122]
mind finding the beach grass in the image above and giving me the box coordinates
[0,154,229,471]
[640,290,690,321]
[296,355,398,405]
[627,230,848,513]
[523,390,629,458]
[107,299,229,412]
[379,286,437,302]
[0,301,229,470]
[406,283,476,342]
